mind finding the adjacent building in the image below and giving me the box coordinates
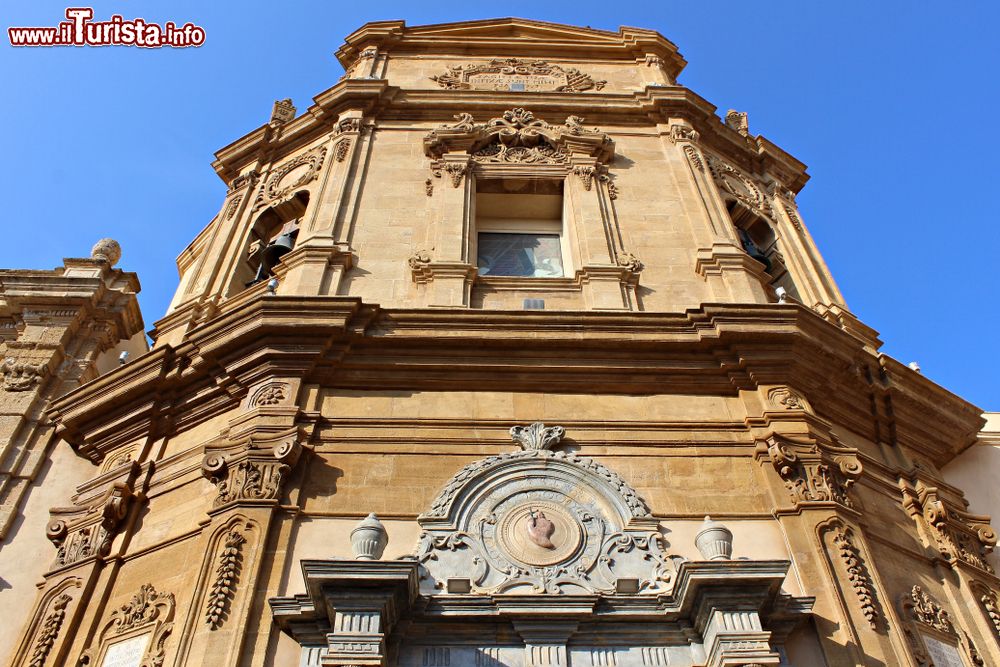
[2,18,998,667]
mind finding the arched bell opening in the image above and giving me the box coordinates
[228,191,309,295]
[726,200,800,302]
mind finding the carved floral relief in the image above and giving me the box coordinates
[430,58,606,92]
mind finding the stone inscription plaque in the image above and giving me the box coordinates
[923,635,965,667]
[466,73,563,91]
[101,633,150,667]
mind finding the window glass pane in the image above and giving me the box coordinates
[478,233,563,277]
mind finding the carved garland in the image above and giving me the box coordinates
[205,529,247,629]
[831,528,879,628]
[430,58,606,92]
[253,145,327,211]
[28,593,71,667]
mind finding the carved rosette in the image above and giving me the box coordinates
[247,382,289,408]
[430,58,605,92]
[205,528,247,629]
[253,145,327,211]
[766,386,810,412]
[756,435,862,508]
[901,480,997,574]
[202,431,302,509]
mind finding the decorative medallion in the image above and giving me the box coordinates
[254,146,327,211]
[497,501,583,567]
[430,58,605,93]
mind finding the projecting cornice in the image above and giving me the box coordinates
[49,297,980,468]
[210,81,808,193]
[334,19,686,81]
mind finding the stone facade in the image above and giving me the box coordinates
[1,18,998,667]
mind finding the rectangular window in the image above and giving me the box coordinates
[475,179,566,278]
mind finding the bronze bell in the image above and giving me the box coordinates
[249,231,297,285]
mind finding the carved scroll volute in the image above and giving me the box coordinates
[755,434,862,509]
[201,431,303,511]
[901,480,997,574]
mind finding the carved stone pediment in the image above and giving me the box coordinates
[412,426,677,596]
[423,108,614,164]
[430,58,606,93]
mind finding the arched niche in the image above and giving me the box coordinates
[227,190,308,296]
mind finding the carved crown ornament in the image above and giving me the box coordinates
[900,585,985,667]
[755,433,862,509]
[410,424,681,596]
[79,583,176,667]
[423,108,614,166]
[430,58,606,93]
[900,479,997,574]
[201,429,303,510]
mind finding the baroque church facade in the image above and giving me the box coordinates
[2,18,999,667]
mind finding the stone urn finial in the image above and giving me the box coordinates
[90,238,122,266]
[695,515,733,561]
[351,513,388,560]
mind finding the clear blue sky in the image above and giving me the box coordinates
[2,1,997,410]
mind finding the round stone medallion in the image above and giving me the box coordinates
[496,501,582,567]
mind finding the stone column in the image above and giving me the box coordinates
[700,608,781,667]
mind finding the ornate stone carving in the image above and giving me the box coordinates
[224,194,243,220]
[598,170,619,199]
[831,527,879,628]
[248,382,288,408]
[334,138,351,163]
[414,428,668,596]
[900,585,985,666]
[645,54,664,67]
[408,249,432,271]
[90,238,122,266]
[29,593,71,667]
[270,98,296,126]
[424,108,613,166]
[205,529,246,629]
[424,178,434,196]
[227,170,260,193]
[725,110,750,136]
[970,581,1000,639]
[47,478,135,567]
[509,422,565,451]
[782,203,803,231]
[616,252,643,273]
[202,432,302,508]
[683,145,704,172]
[901,481,997,573]
[574,165,597,190]
[757,435,862,508]
[766,386,808,411]
[253,145,327,211]
[430,58,605,93]
[471,140,568,165]
[668,124,700,144]
[706,155,769,216]
[81,583,175,667]
[1,357,47,391]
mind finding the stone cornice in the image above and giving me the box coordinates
[48,297,981,469]
[209,82,807,194]
[334,19,686,80]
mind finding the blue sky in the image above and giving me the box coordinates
[2,1,997,410]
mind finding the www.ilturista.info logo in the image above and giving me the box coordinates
[8,8,205,47]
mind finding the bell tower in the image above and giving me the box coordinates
[4,18,996,667]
